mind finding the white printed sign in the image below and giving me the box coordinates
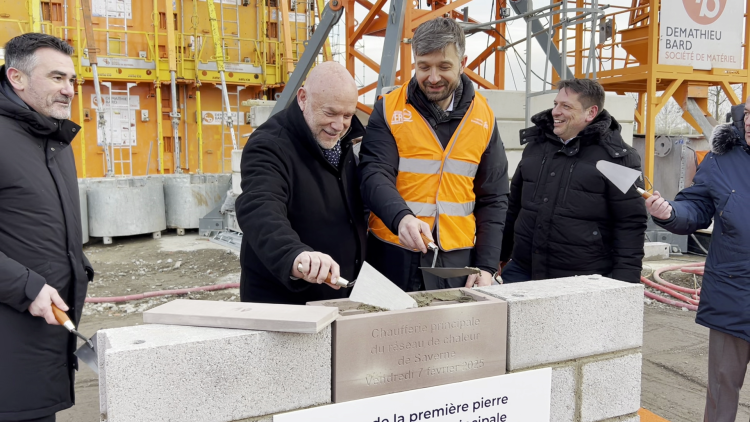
[274,368,552,422]
[91,94,138,146]
[659,0,743,70]
[269,9,308,23]
[201,111,245,125]
[92,0,132,19]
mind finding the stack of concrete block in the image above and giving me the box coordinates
[481,90,636,177]
[477,276,644,422]
[96,276,643,422]
[97,324,331,422]
[231,149,242,196]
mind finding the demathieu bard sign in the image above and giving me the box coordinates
[658,0,743,70]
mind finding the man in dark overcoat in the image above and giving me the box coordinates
[235,61,366,304]
[0,33,94,422]
[647,96,750,422]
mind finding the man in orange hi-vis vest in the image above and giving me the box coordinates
[359,18,509,291]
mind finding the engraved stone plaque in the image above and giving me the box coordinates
[308,288,507,402]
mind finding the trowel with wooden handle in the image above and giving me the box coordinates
[52,304,99,375]
[595,160,652,198]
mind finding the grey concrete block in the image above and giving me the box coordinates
[496,120,527,150]
[643,242,670,261]
[580,353,642,422]
[232,172,242,195]
[618,416,640,422]
[481,90,528,120]
[231,150,242,173]
[477,277,643,370]
[550,366,576,422]
[99,324,331,422]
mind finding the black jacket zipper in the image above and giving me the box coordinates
[562,161,578,204]
[532,155,548,200]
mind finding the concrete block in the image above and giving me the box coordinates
[580,353,642,422]
[643,242,670,261]
[506,150,523,180]
[249,106,274,128]
[550,366,576,422]
[98,324,331,422]
[232,150,243,173]
[621,122,635,146]
[480,90,528,120]
[619,417,640,422]
[232,172,242,195]
[496,120,527,150]
[477,277,643,370]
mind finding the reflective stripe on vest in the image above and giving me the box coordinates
[368,84,494,251]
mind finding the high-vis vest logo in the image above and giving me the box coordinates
[391,109,413,125]
[369,85,495,252]
[683,0,726,25]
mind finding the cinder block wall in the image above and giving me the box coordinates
[97,276,643,422]
[477,277,644,422]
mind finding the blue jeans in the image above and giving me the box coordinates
[501,260,532,283]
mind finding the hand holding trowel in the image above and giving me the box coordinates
[51,304,99,374]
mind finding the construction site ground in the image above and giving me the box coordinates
[56,232,748,422]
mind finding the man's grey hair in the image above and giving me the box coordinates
[4,33,73,75]
[556,78,605,111]
[412,18,465,59]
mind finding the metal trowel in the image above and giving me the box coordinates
[349,262,418,311]
[596,160,652,198]
[416,233,482,279]
[52,304,99,374]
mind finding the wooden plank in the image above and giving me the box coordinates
[143,299,338,334]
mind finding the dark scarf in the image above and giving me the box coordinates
[407,76,464,127]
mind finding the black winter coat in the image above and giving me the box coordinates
[501,109,647,282]
[654,124,750,343]
[236,100,367,305]
[0,67,93,420]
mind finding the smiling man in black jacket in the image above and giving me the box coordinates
[0,33,94,422]
[500,78,647,283]
[235,62,367,305]
[360,18,509,291]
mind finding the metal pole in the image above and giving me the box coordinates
[525,0,533,128]
[93,68,114,177]
[196,88,204,174]
[170,71,182,173]
[561,0,567,83]
[183,84,189,171]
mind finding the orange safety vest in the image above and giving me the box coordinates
[368,84,495,251]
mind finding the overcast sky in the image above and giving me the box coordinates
[330,0,638,104]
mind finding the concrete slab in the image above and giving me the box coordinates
[99,324,331,422]
[477,276,643,370]
[144,299,338,333]
[580,353,642,422]
[232,150,242,173]
[496,120,527,150]
[551,366,576,422]
[643,242,670,261]
[232,172,242,195]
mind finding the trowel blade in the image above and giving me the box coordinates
[349,262,418,311]
[75,332,99,375]
[419,267,481,278]
[596,160,641,195]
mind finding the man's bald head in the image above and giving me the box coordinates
[297,62,359,149]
